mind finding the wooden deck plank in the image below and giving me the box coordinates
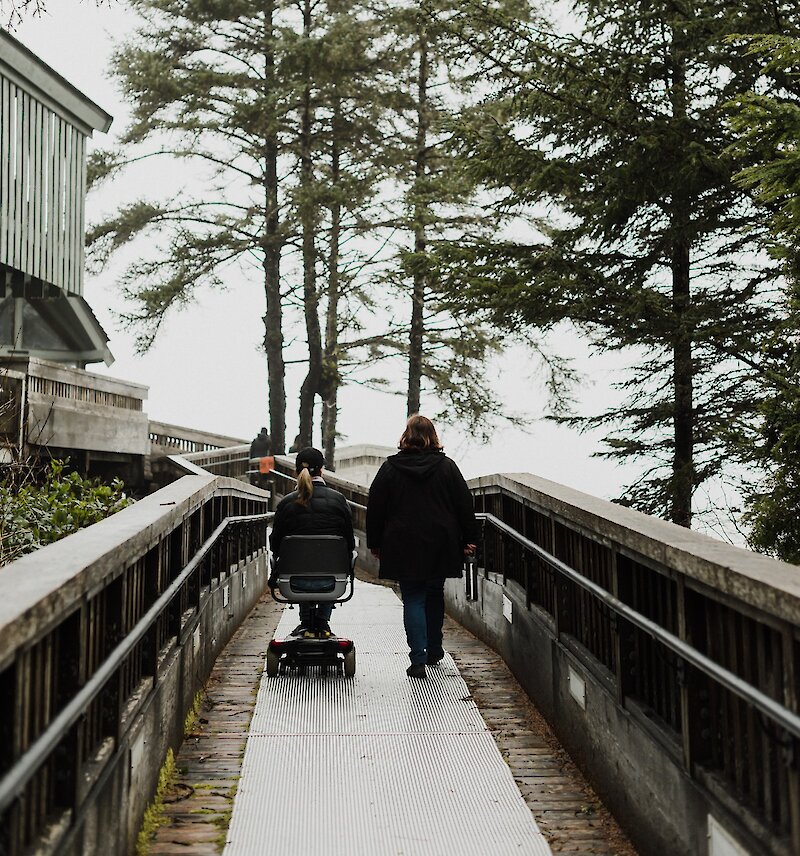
[443,614,637,856]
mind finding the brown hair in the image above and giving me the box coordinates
[295,466,314,506]
[398,414,442,451]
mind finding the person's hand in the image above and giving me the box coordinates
[370,548,380,559]
[463,543,477,556]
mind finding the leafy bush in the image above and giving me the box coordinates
[0,460,133,567]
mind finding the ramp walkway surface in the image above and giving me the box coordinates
[222,579,553,856]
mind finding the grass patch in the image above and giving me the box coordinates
[135,748,177,856]
[213,779,240,851]
[184,690,205,737]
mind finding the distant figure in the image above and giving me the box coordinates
[269,447,355,637]
[288,433,303,454]
[250,427,271,459]
[366,415,477,679]
[249,428,272,487]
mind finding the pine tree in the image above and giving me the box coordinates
[285,0,398,456]
[384,0,521,429]
[727,34,800,559]
[87,0,292,451]
[436,0,798,526]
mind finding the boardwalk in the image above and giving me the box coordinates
[148,577,635,856]
[224,580,551,855]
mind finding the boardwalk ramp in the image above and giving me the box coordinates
[224,579,552,856]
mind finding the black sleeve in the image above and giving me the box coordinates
[269,497,290,557]
[366,463,390,549]
[449,460,478,544]
[339,493,356,554]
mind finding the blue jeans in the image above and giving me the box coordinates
[299,602,333,625]
[399,578,446,665]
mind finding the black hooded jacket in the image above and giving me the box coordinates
[366,449,478,581]
[270,480,355,559]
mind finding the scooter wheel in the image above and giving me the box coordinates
[266,649,280,677]
[344,648,356,677]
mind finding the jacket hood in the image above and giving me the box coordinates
[387,449,446,481]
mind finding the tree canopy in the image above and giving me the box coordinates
[433,0,799,528]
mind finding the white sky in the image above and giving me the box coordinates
[8,0,638,498]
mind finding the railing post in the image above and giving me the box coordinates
[54,609,83,813]
[782,626,800,853]
[677,579,712,775]
[612,554,635,704]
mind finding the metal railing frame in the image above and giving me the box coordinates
[476,511,800,741]
[0,511,272,816]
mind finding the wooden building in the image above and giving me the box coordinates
[0,28,113,367]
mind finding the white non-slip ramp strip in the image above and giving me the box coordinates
[224,579,552,856]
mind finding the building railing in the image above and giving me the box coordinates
[148,422,247,456]
[27,374,143,411]
[0,474,270,856]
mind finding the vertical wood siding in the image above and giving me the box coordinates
[0,73,87,295]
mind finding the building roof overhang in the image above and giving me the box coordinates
[0,28,113,135]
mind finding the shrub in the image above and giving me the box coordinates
[0,459,133,567]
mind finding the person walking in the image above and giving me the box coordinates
[270,447,355,637]
[366,415,477,678]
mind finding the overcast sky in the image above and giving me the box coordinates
[9,0,639,499]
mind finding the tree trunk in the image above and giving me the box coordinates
[297,0,322,449]
[322,94,342,469]
[407,23,429,416]
[670,23,693,528]
[262,0,285,454]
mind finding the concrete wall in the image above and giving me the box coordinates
[445,571,788,856]
[0,474,270,856]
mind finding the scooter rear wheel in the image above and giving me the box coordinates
[344,648,356,677]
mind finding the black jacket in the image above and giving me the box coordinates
[270,481,355,558]
[366,450,478,581]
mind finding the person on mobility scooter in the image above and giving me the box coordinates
[267,447,357,676]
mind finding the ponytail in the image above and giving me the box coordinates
[295,466,314,506]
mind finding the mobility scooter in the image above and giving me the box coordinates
[266,534,356,677]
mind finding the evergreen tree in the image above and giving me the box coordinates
[383,0,520,429]
[85,0,533,456]
[727,34,800,559]
[87,0,291,451]
[435,0,798,526]
[285,0,397,456]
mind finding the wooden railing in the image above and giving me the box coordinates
[0,30,111,297]
[148,421,247,456]
[0,474,270,856]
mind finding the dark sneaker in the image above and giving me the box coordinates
[291,623,309,637]
[426,649,444,665]
[406,664,427,679]
[316,620,332,638]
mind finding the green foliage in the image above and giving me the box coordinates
[135,748,176,856]
[0,460,133,567]
[742,314,800,563]
[726,34,800,560]
[91,0,529,453]
[435,0,797,526]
